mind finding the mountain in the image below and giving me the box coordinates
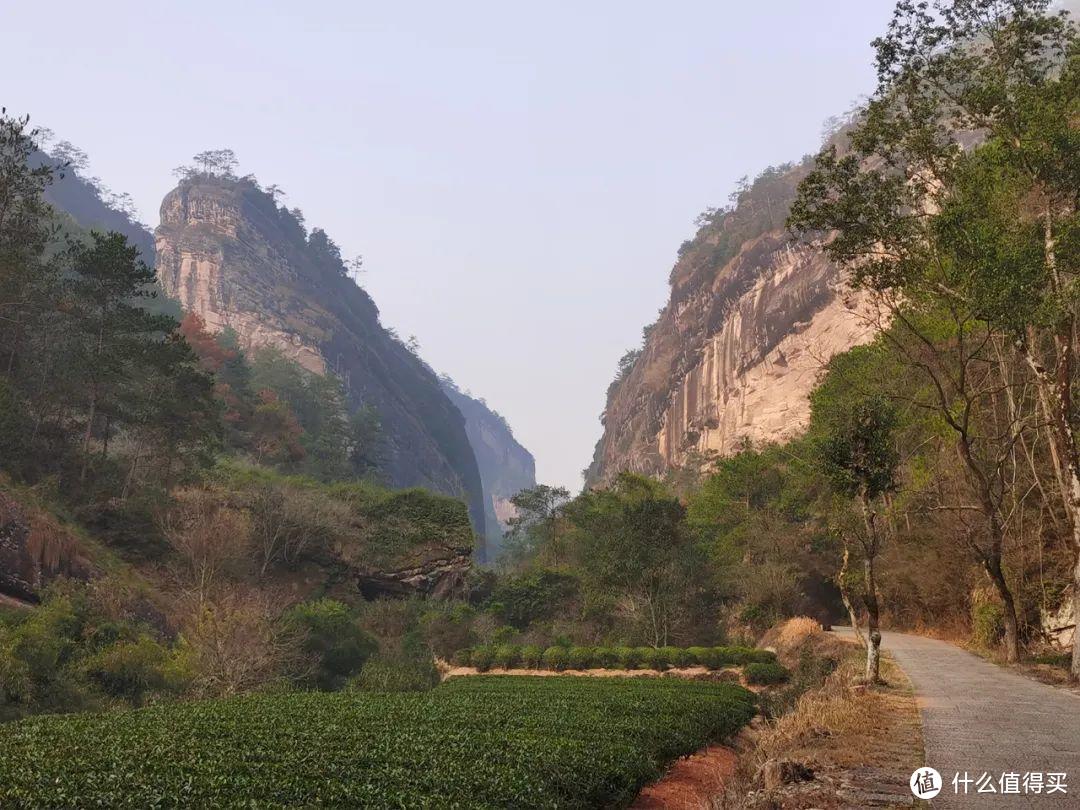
[585,160,877,486]
[154,173,486,535]
[440,379,536,561]
[33,150,156,262]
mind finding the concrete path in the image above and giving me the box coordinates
[837,628,1080,807]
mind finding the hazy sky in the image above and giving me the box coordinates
[5,0,902,489]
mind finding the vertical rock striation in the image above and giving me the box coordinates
[586,162,877,486]
[155,175,486,535]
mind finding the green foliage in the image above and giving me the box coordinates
[970,600,1005,650]
[451,648,472,667]
[349,652,439,693]
[639,648,669,671]
[493,644,521,669]
[487,570,578,629]
[80,635,189,705]
[0,676,756,808]
[615,646,642,669]
[541,646,569,671]
[594,647,620,668]
[744,661,790,686]
[566,646,595,670]
[520,644,544,668]
[284,600,376,691]
[470,645,495,672]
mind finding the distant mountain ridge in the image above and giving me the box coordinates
[440,379,536,561]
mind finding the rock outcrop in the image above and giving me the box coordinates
[440,379,536,561]
[586,161,877,485]
[155,175,486,535]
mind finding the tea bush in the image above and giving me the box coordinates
[0,676,756,808]
[744,661,790,686]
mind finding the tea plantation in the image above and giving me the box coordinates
[0,676,756,808]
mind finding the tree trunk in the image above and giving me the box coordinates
[838,543,867,649]
[864,554,883,684]
[982,556,1020,664]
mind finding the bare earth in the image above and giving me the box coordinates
[840,628,1080,808]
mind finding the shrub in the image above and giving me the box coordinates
[664,647,693,668]
[493,645,521,670]
[285,599,377,691]
[615,647,641,669]
[81,635,186,705]
[451,649,472,667]
[520,645,544,668]
[640,647,671,671]
[686,647,710,667]
[567,646,594,670]
[744,661,790,686]
[594,647,620,668]
[470,646,495,672]
[541,646,569,671]
[487,570,579,629]
[971,599,1005,650]
[350,653,439,692]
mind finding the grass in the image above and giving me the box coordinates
[0,675,756,809]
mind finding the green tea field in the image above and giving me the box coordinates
[0,676,756,808]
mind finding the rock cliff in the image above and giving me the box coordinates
[440,379,536,561]
[155,175,486,535]
[585,161,877,485]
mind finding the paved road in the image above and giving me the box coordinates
[838,628,1080,807]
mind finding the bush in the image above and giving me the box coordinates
[487,570,579,629]
[350,653,439,692]
[470,646,495,672]
[81,635,187,705]
[541,646,569,671]
[686,647,710,667]
[971,599,1004,650]
[616,647,642,669]
[594,647,620,668]
[520,645,544,668]
[451,649,472,667]
[640,647,671,671]
[665,647,693,668]
[285,599,377,691]
[567,646,594,670]
[493,644,521,670]
[744,661,790,686]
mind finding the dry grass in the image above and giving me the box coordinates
[714,644,923,809]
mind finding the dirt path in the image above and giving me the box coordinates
[838,628,1080,807]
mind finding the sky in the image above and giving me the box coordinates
[4,0,903,490]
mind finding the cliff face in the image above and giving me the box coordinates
[155,176,486,535]
[586,162,877,485]
[440,380,536,562]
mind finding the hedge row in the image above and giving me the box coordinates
[452,644,777,672]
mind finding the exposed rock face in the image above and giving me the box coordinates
[440,380,536,561]
[357,550,472,600]
[586,163,877,485]
[0,491,38,603]
[155,176,486,535]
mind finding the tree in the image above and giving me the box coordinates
[564,474,703,647]
[502,484,571,568]
[0,112,57,378]
[789,0,1078,666]
[161,488,250,607]
[811,390,899,684]
[191,149,238,177]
